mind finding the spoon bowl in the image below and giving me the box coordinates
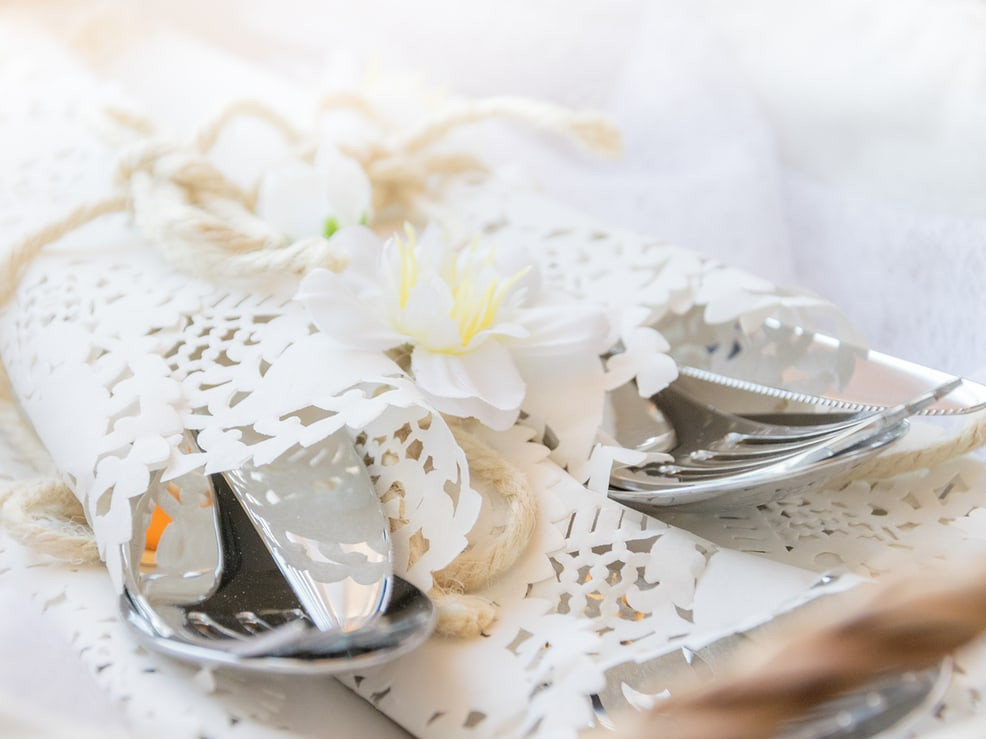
[119,436,435,673]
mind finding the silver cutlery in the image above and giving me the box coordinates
[605,315,986,512]
[676,363,986,418]
[775,663,948,739]
[219,429,394,635]
[608,378,958,511]
[119,431,435,673]
[591,585,951,737]
[671,317,986,417]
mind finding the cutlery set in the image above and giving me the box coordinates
[115,321,986,734]
[608,377,960,511]
[608,319,986,510]
[119,430,435,673]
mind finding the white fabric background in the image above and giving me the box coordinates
[3,0,986,735]
[129,0,986,373]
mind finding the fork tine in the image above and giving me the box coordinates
[813,379,961,458]
[610,380,958,493]
[694,411,903,462]
[227,619,315,657]
[662,381,956,480]
[187,612,250,640]
[720,417,876,446]
[183,606,318,655]
[235,611,274,634]
[646,425,908,479]
[700,433,866,461]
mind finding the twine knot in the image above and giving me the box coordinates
[116,138,350,278]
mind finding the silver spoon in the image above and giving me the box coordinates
[119,432,435,673]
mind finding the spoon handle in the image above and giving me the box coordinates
[219,429,394,633]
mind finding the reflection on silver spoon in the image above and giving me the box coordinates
[119,432,434,673]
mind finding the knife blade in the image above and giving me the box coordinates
[672,318,986,417]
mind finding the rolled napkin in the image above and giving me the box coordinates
[3,21,979,739]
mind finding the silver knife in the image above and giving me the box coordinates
[672,318,986,417]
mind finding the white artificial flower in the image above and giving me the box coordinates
[297,226,614,459]
[256,144,372,239]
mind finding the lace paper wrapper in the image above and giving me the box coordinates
[4,25,986,739]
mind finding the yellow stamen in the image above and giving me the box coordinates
[460,280,497,343]
[393,228,531,351]
[452,265,530,347]
[396,227,419,308]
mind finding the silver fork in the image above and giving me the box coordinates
[608,379,959,512]
[644,380,959,479]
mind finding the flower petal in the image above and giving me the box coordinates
[314,144,373,226]
[297,268,402,350]
[467,320,530,347]
[511,304,613,357]
[419,390,521,431]
[331,226,386,289]
[256,161,330,239]
[412,341,525,408]
[398,277,461,350]
[492,243,542,306]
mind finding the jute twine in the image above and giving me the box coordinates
[839,416,986,483]
[0,478,97,566]
[0,93,620,636]
[427,419,539,636]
